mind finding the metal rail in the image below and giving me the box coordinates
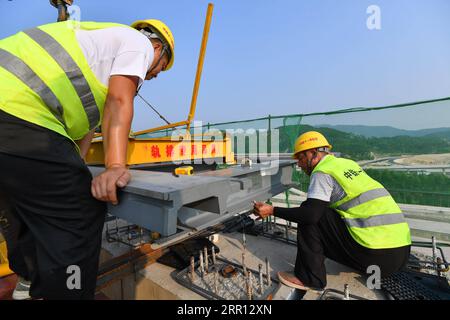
[132,3,214,136]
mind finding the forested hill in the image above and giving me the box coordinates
[318,125,450,139]
[278,124,450,160]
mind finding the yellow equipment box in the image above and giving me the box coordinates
[85,134,235,166]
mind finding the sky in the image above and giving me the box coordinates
[1,0,450,131]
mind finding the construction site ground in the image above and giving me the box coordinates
[98,230,389,300]
[95,191,449,300]
[1,191,449,300]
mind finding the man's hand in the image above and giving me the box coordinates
[253,201,274,219]
[91,165,131,205]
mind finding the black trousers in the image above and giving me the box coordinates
[0,111,106,299]
[295,207,411,289]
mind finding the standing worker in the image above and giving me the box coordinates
[0,18,175,299]
[254,131,411,290]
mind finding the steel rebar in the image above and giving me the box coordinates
[127,231,132,246]
[246,271,253,300]
[265,257,271,287]
[204,246,209,273]
[214,267,219,293]
[432,236,439,276]
[199,250,204,277]
[242,252,247,275]
[432,236,437,262]
[285,223,289,242]
[258,263,264,295]
[212,246,217,265]
[190,256,196,282]
[344,284,350,300]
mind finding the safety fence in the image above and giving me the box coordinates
[137,97,450,208]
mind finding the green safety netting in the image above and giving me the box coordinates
[136,97,450,208]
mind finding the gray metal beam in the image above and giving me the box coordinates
[89,160,296,238]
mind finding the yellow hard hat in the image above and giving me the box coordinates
[131,19,175,71]
[293,131,332,158]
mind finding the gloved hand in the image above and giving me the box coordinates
[91,165,131,205]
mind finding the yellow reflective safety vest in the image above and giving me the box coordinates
[0,21,129,142]
[312,155,411,249]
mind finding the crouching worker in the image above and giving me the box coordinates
[253,131,411,291]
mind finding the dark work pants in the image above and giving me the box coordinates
[0,193,31,281]
[0,111,106,299]
[295,208,411,289]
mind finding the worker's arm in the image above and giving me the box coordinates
[91,75,138,205]
[274,198,329,224]
[75,129,95,160]
[253,198,330,225]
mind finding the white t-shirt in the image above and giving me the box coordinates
[75,27,154,88]
[307,156,347,203]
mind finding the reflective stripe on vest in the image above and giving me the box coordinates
[23,28,99,130]
[344,213,406,228]
[337,188,391,211]
[0,48,64,124]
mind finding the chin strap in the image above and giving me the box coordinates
[139,29,170,72]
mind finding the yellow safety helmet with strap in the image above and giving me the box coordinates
[131,19,175,71]
[293,131,332,158]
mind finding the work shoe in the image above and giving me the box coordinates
[12,276,31,300]
[277,271,322,291]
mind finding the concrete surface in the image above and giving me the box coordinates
[99,189,449,300]
[100,228,298,300]
[100,226,390,300]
